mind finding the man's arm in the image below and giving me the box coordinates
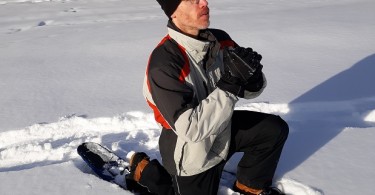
[147,64,237,143]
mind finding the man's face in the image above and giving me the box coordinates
[172,0,210,36]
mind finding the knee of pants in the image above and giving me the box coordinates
[266,115,289,144]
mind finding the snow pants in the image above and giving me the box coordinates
[136,111,289,195]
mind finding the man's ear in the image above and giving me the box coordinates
[170,7,179,19]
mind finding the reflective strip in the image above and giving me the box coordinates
[146,99,172,129]
[134,159,150,182]
[219,40,235,49]
[174,175,181,195]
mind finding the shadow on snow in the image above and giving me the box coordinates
[277,53,375,175]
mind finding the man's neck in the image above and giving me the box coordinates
[168,20,202,39]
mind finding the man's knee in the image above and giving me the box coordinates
[266,115,289,144]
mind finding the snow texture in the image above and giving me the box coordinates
[1,0,375,194]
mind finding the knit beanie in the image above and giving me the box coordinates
[156,0,181,18]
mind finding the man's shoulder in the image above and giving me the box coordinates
[152,35,181,57]
[148,35,185,71]
[207,28,232,41]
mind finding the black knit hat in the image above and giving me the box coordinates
[156,0,181,18]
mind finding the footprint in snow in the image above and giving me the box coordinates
[64,7,79,13]
[38,20,53,27]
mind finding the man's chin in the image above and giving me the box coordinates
[198,21,210,30]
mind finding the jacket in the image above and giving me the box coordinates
[143,21,266,176]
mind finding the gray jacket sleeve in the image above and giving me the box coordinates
[148,66,238,143]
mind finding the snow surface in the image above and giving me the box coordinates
[1,0,374,194]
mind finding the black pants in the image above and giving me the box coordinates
[137,111,289,195]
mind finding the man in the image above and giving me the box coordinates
[126,0,289,194]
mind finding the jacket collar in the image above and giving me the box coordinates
[167,20,212,63]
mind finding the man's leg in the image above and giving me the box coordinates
[131,157,226,195]
[126,152,175,195]
[171,160,226,195]
[137,159,175,195]
[228,110,289,190]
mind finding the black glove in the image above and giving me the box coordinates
[216,70,244,96]
[217,46,264,96]
[217,67,264,96]
[243,65,264,92]
[222,47,262,84]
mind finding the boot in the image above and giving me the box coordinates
[125,152,152,194]
[233,180,285,195]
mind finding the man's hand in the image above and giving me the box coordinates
[222,47,262,84]
[217,46,264,96]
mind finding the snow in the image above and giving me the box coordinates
[0,0,374,194]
